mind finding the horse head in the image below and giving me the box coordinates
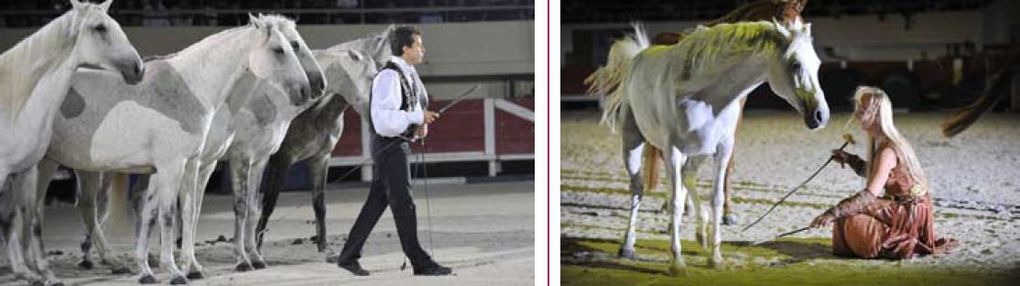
[69,0,144,84]
[263,15,325,106]
[766,17,829,130]
[316,48,376,117]
[245,14,311,106]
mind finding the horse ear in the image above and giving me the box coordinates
[99,0,113,12]
[773,18,791,38]
[348,50,361,61]
[69,0,83,9]
[248,13,262,29]
[803,23,811,34]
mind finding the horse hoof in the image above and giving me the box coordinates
[235,262,253,272]
[667,265,687,277]
[169,275,189,285]
[111,266,131,275]
[722,214,738,226]
[708,260,725,270]
[252,260,267,269]
[187,271,204,280]
[617,247,635,259]
[138,274,157,284]
[29,281,44,286]
[77,260,94,270]
[51,282,65,286]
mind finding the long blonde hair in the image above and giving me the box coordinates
[852,86,929,195]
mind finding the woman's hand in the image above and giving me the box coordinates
[831,149,855,168]
[810,210,835,228]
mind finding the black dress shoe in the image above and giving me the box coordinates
[413,263,453,276]
[337,260,370,276]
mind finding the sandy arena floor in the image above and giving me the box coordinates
[1,181,534,285]
[561,110,1019,285]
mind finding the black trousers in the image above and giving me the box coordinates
[337,136,431,266]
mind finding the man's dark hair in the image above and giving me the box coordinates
[389,26,421,56]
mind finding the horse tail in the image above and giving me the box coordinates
[585,23,649,129]
[641,143,662,193]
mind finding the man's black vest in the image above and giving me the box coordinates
[368,61,422,139]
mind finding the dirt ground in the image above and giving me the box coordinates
[560,110,1020,285]
[1,181,534,285]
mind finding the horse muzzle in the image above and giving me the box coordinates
[804,105,829,130]
[118,60,145,85]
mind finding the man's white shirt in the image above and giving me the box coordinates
[370,56,428,137]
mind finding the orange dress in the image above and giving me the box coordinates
[831,160,956,259]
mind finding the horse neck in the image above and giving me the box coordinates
[0,12,78,122]
[684,52,770,109]
[167,28,256,111]
[314,92,352,122]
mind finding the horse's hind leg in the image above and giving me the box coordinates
[74,170,101,270]
[255,154,288,251]
[721,101,746,226]
[89,173,131,274]
[307,153,331,253]
[618,104,645,259]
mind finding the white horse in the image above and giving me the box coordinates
[254,29,391,252]
[0,0,143,284]
[34,14,310,284]
[61,15,325,278]
[586,19,828,274]
[170,15,326,273]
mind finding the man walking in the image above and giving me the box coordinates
[335,26,452,276]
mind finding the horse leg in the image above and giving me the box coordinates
[708,140,735,269]
[153,162,189,284]
[19,165,63,285]
[2,172,44,284]
[177,158,203,279]
[680,158,707,251]
[90,173,130,274]
[245,159,270,269]
[255,154,288,251]
[229,159,254,272]
[665,146,689,276]
[307,153,330,253]
[618,104,645,259]
[183,161,218,279]
[133,173,158,283]
[74,170,102,270]
[722,100,746,225]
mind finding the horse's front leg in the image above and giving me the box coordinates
[3,171,44,284]
[709,139,735,269]
[20,165,63,285]
[183,160,219,279]
[308,152,331,253]
[229,159,254,271]
[177,158,204,279]
[665,146,689,276]
[154,160,189,284]
[245,159,269,269]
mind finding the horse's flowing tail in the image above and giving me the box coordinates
[585,23,649,129]
[641,145,662,193]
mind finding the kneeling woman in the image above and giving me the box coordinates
[809,86,958,259]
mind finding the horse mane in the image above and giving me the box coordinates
[0,5,93,121]
[668,21,793,82]
[326,25,392,65]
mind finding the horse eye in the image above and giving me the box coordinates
[273,47,285,54]
[290,41,299,50]
[790,62,802,71]
[94,24,106,33]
